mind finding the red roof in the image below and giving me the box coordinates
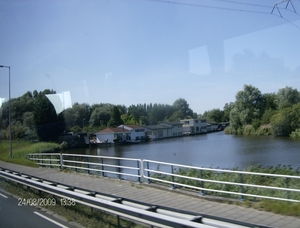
[96,127,130,134]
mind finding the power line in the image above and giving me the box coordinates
[203,0,271,9]
[145,0,271,14]
[271,0,297,16]
[145,0,300,30]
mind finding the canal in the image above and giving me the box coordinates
[69,131,300,170]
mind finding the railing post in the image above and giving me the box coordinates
[137,161,141,183]
[74,156,78,172]
[170,165,176,189]
[87,156,90,175]
[117,159,121,180]
[147,161,151,184]
[200,169,205,195]
[59,153,63,170]
[49,155,52,168]
[101,158,105,177]
[239,173,244,201]
[285,177,290,199]
[117,215,120,227]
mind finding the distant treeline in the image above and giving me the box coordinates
[0,89,196,141]
[1,85,300,142]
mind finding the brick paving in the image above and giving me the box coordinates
[1,161,299,228]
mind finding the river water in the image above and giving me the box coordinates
[69,131,300,169]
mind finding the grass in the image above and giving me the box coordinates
[151,165,300,217]
[0,140,60,167]
[258,200,300,217]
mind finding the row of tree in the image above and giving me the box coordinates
[1,85,299,142]
[0,89,196,141]
[202,85,300,136]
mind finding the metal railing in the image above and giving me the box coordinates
[28,153,142,182]
[28,153,300,203]
[143,159,300,203]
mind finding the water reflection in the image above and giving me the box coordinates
[68,132,300,169]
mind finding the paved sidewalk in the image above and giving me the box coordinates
[0,161,299,228]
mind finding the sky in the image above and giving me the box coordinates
[0,0,300,114]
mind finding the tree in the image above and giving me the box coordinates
[264,93,278,110]
[33,90,65,141]
[108,106,123,127]
[230,85,265,129]
[229,106,242,129]
[222,102,234,122]
[276,86,300,109]
[121,114,136,124]
[202,109,224,122]
[270,104,300,136]
[64,103,91,130]
[128,104,147,124]
[89,104,111,127]
[171,98,193,120]
[261,109,278,125]
[271,110,292,136]
[148,103,172,124]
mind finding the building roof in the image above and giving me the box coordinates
[180,118,206,121]
[145,124,173,130]
[95,127,130,134]
[118,124,146,130]
[160,122,183,126]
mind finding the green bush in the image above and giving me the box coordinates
[256,124,272,135]
[243,125,255,135]
[237,127,244,135]
[290,129,300,138]
[224,126,236,134]
[251,118,261,130]
[271,112,292,136]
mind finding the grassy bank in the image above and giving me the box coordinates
[0,140,60,167]
[152,165,300,216]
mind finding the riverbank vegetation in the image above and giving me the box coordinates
[210,85,300,137]
[0,140,60,166]
[152,164,300,216]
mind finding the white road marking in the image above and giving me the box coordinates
[34,211,68,228]
[0,193,8,198]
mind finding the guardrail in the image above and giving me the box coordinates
[1,167,266,228]
[28,153,300,203]
[0,167,208,228]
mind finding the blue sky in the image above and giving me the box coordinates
[1,0,300,114]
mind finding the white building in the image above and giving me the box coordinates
[206,122,219,132]
[95,125,147,143]
[180,119,207,135]
[145,122,183,140]
[118,125,146,141]
[160,122,183,137]
[95,127,130,143]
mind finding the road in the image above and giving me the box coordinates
[0,189,78,228]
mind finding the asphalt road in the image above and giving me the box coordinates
[0,189,77,228]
